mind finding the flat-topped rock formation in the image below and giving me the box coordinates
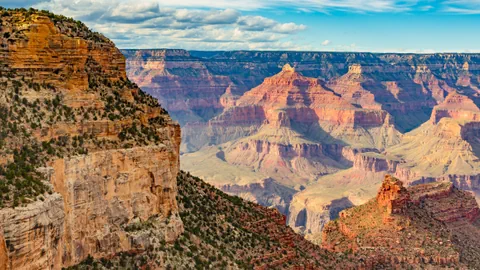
[431,91,480,123]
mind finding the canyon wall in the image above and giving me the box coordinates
[0,10,183,270]
[123,49,480,135]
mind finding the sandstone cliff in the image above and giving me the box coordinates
[0,8,182,269]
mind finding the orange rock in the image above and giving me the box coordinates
[376,175,409,214]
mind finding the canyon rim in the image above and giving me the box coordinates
[1,3,480,269]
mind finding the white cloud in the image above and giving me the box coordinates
[5,0,480,15]
[441,0,480,14]
[28,0,307,50]
[129,0,425,13]
[2,0,436,13]
[321,40,331,46]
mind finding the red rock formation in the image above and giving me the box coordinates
[327,64,382,110]
[0,10,183,270]
[430,91,480,123]
[376,175,409,214]
[230,63,388,128]
[182,65,401,218]
[322,175,480,268]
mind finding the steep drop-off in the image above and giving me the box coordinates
[0,9,182,269]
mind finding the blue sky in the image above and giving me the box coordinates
[2,0,480,52]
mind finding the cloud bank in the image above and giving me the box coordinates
[7,0,306,50]
[1,0,479,50]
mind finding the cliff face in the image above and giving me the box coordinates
[123,50,480,134]
[322,175,480,268]
[0,9,182,270]
[0,194,65,270]
[50,146,182,266]
[122,49,234,125]
[181,65,401,219]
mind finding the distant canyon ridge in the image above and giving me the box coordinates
[122,49,480,241]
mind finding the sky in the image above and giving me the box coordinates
[1,0,480,52]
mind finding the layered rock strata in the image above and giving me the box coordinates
[0,9,183,270]
[322,175,480,268]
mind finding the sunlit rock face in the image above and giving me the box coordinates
[321,175,480,269]
[0,10,183,270]
[124,50,480,246]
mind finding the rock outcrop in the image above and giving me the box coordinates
[322,175,480,268]
[51,146,182,266]
[0,9,182,270]
[430,91,480,123]
[375,175,409,214]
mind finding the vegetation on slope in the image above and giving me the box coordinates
[69,171,345,269]
[322,177,480,269]
[0,7,171,208]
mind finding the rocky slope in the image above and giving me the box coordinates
[68,171,349,269]
[181,65,400,217]
[322,175,480,268]
[0,8,182,269]
[290,90,480,239]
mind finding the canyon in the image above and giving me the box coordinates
[1,6,480,270]
[124,49,480,239]
[0,9,182,269]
